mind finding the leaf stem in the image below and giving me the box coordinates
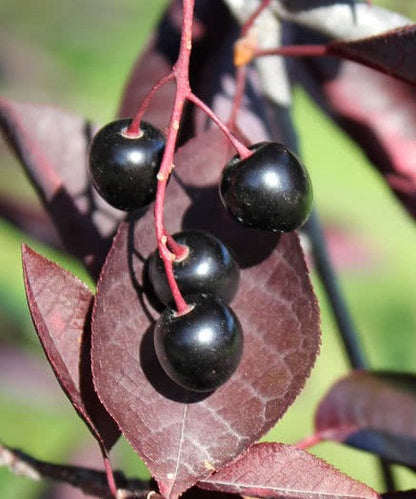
[101,448,117,498]
[254,44,327,60]
[295,432,323,450]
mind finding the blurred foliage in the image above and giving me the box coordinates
[0,1,415,497]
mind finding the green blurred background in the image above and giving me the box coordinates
[1,1,416,497]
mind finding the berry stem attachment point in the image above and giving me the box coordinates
[161,252,189,314]
[126,72,176,137]
[165,233,189,261]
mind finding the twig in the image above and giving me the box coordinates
[0,443,152,499]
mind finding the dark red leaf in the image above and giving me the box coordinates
[0,97,124,279]
[199,442,379,498]
[315,370,416,468]
[91,129,320,498]
[292,31,416,219]
[328,25,416,86]
[22,245,119,451]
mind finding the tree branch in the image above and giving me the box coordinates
[0,443,153,499]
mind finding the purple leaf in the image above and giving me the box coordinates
[292,32,416,219]
[22,245,119,451]
[315,370,416,468]
[328,25,416,86]
[0,97,124,279]
[199,442,379,498]
[91,129,320,498]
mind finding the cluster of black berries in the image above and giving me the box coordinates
[89,119,313,392]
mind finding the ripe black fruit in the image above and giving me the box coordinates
[219,142,313,232]
[149,230,240,306]
[89,118,165,211]
[154,294,243,392]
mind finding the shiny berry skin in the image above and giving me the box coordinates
[219,142,313,232]
[89,118,165,211]
[148,230,240,306]
[154,294,243,392]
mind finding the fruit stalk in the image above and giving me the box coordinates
[153,0,195,315]
[125,72,175,137]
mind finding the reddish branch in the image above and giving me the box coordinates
[242,0,273,37]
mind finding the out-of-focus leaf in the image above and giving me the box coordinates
[91,129,320,498]
[0,98,124,279]
[328,25,416,86]
[320,222,380,272]
[290,27,416,219]
[272,2,410,40]
[0,346,66,408]
[199,442,379,498]
[0,196,62,250]
[118,0,233,139]
[315,370,416,468]
[22,245,119,451]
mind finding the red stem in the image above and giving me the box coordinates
[242,0,273,36]
[165,233,188,261]
[188,92,250,158]
[126,72,175,137]
[151,0,262,311]
[100,446,117,498]
[254,44,327,59]
[227,64,247,133]
[295,432,324,451]
[153,0,195,315]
